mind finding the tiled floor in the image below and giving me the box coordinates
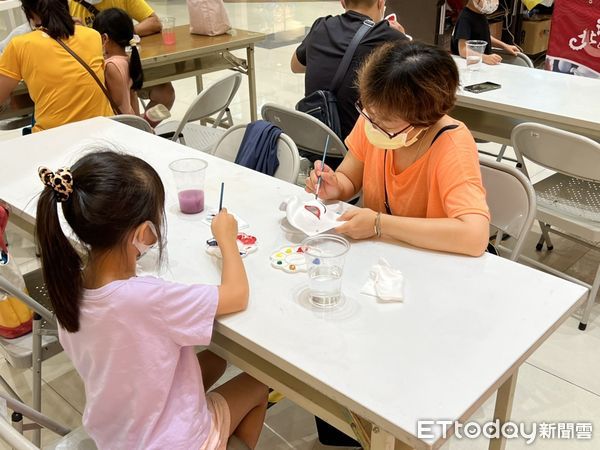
[0,1,599,449]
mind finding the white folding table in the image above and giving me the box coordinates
[453,56,600,145]
[0,118,587,450]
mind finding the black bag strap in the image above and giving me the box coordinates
[72,0,100,17]
[382,125,460,215]
[54,38,121,115]
[329,19,374,94]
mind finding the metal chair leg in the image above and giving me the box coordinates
[496,144,508,162]
[31,313,42,447]
[536,222,554,251]
[579,264,600,331]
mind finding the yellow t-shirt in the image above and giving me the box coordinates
[70,0,155,28]
[0,26,113,132]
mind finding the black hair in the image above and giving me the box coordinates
[35,150,165,332]
[21,0,74,40]
[92,8,144,90]
[357,40,459,127]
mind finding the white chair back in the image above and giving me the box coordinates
[171,73,242,141]
[261,103,346,159]
[212,124,301,183]
[480,158,536,260]
[512,123,600,182]
[109,115,154,134]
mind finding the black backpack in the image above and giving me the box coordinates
[296,20,374,139]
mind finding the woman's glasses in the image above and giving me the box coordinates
[354,100,413,139]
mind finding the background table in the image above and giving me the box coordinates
[453,57,600,145]
[0,118,587,450]
[1,27,265,122]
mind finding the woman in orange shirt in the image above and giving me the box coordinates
[306,40,490,256]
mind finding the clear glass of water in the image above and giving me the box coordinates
[301,234,350,308]
[466,40,487,71]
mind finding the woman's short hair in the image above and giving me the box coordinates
[357,40,459,127]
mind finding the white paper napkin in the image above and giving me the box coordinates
[361,258,404,303]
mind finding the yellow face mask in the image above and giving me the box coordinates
[363,119,424,149]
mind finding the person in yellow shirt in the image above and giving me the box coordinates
[70,0,175,113]
[69,0,161,35]
[0,0,113,132]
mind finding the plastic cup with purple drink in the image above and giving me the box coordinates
[169,158,208,214]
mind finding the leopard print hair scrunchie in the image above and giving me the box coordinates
[38,167,73,202]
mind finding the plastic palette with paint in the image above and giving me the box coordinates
[270,245,308,273]
[206,233,258,258]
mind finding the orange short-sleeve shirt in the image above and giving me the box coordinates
[346,116,490,220]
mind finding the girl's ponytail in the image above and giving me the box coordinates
[35,151,166,334]
[93,8,144,91]
[36,173,82,333]
[129,44,144,91]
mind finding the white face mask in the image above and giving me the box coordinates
[477,0,499,15]
[363,120,424,149]
[132,221,158,259]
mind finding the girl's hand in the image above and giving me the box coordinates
[211,208,238,248]
[483,53,502,65]
[336,208,378,240]
[305,161,342,200]
[504,44,520,55]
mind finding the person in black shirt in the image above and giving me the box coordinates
[451,0,519,65]
[291,0,408,141]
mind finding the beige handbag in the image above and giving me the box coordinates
[187,0,231,36]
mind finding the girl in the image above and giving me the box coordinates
[36,151,268,449]
[92,8,169,123]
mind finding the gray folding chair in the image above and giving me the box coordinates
[156,73,243,152]
[479,158,536,261]
[108,115,154,134]
[0,269,62,446]
[212,124,301,184]
[261,103,346,160]
[483,49,534,163]
[512,123,600,330]
[493,48,535,68]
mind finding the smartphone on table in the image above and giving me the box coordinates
[463,82,501,94]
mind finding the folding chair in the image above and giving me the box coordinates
[493,48,535,68]
[109,115,154,134]
[482,49,534,163]
[156,73,243,152]
[512,123,600,330]
[261,103,346,162]
[0,269,62,446]
[212,124,301,184]
[479,158,536,261]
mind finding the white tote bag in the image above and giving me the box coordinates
[188,0,232,36]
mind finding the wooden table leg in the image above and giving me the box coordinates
[246,44,258,121]
[370,426,396,450]
[489,370,518,450]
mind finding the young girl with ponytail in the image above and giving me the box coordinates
[35,151,268,449]
[93,8,169,123]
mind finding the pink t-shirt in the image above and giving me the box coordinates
[58,276,219,450]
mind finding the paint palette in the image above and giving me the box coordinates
[206,233,258,259]
[270,245,307,273]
